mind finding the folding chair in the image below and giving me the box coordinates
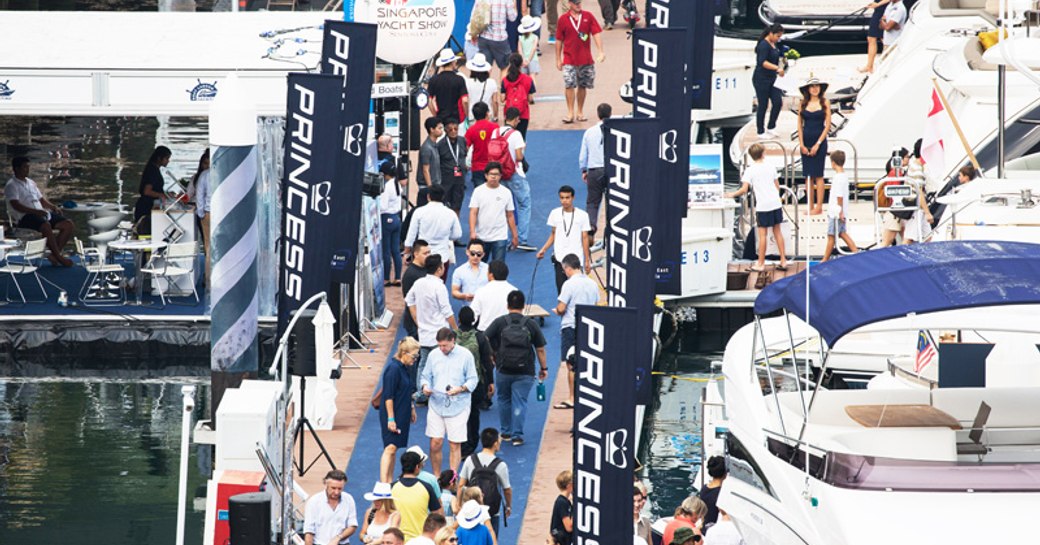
[141,241,199,308]
[0,238,48,304]
[75,238,126,306]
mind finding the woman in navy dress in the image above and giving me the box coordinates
[380,336,420,483]
[797,78,831,215]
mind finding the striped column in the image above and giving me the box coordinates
[209,145,259,373]
[209,73,258,378]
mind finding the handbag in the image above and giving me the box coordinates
[891,196,917,220]
[370,387,382,410]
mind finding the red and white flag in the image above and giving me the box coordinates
[915,330,938,373]
[921,88,947,177]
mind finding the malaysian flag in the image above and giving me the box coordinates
[915,330,938,373]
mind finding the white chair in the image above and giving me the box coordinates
[88,229,123,258]
[87,215,124,234]
[0,238,48,304]
[141,241,199,307]
[75,238,125,306]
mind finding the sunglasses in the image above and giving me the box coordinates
[448,538,458,543]
[468,251,484,257]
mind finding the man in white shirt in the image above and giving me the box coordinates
[536,185,591,294]
[405,185,462,278]
[579,103,610,237]
[303,470,358,545]
[880,0,906,47]
[470,260,518,331]
[4,157,75,267]
[451,239,489,305]
[405,255,458,404]
[553,253,601,409]
[469,163,518,263]
[492,107,535,251]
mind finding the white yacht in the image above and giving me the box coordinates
[704,240,1040,545]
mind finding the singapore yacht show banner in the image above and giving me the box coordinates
[574,304,637,545]
[647,0,715,111]
[604,117,662,405]
[321,21,377,284]
[632,27,688,296]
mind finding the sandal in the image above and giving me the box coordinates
[553,401,575,409]
[561,117,574,124]
[745,266,765,273]
[576,116,588,122]
[776,265,788,272]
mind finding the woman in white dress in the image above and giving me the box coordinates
[464,53,498,130]
[359,482,401,544]
[903,139,935,244]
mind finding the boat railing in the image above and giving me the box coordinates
[828,138,862,201]
[738,141,800,257]
[754,363,819,392]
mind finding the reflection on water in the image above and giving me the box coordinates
[0,380,210,544]
[640,351,721,519]
[0,116,210,210]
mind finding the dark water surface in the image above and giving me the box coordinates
[0,380,210,544]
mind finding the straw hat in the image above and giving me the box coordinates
[799,76,829,95]
[406,445,428,463]
[518,15,542,34]
[466,53,492,73]
[457,500,491,530]
[436,48,459,67]
[363,481,393,502]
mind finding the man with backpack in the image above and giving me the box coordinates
[455,306,495,457]
[458,428,512,536]
[490,107,535,251]
[484,290,547,446]
[469,0,518,71]
[469,162,518,263]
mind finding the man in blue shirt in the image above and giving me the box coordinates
[554,253,601,409]
[421,327,480,475]
[579,103,610,237]
[451,239,490,305]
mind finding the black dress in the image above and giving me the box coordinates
[134,163,163,235]
[800,108,828,178]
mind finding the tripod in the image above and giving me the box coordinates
[291,376,336,477]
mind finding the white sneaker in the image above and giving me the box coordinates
[765,129,781,139]
[757,131,771,140]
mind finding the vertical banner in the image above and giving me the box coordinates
[604,118,661,405]
[632,28,688,295]
[646,0,715,111]
[573,305,637,545]
[321,21,378,284]
[278,73,346,334]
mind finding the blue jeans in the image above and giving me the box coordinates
[503,174,531,245]
[496,372,536,439]
[381,213,402,281]
[483,240,509,263]
[414,346,434,402]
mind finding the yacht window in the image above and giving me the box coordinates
[726,434,775,497]
[825,452,1040,491]
[767,438,827,480]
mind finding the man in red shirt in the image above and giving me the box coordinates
[465,102,500,188]
[554,0,606,125]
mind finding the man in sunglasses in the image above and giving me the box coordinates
[451,239,490,306]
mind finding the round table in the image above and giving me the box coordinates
[109,240,167,306]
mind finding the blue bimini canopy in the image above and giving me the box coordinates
[754,240,1040,346]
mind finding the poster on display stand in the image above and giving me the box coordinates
[363,195,386,320]
[688,143,725,208]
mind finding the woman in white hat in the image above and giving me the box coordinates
[465,53,499,128]
[797,76,831,215]
[517,15,542,97]
[360,482,401,544]
[455,499,493,544]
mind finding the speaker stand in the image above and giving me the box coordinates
[291,376,336,477]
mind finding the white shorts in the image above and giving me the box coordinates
[426,407,470,443]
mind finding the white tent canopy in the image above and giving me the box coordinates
[0,11,333,116]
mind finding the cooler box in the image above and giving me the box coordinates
[215,383,282,472]
[680,227,732,298]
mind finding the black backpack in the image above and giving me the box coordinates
[495,314,532,373]
[469,454,504,515]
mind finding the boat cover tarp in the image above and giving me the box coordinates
[753,240,1040,345]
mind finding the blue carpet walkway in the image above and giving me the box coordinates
[342,130,587,543]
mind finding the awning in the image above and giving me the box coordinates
[0,11,335,116]
[754,241,1040,345]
